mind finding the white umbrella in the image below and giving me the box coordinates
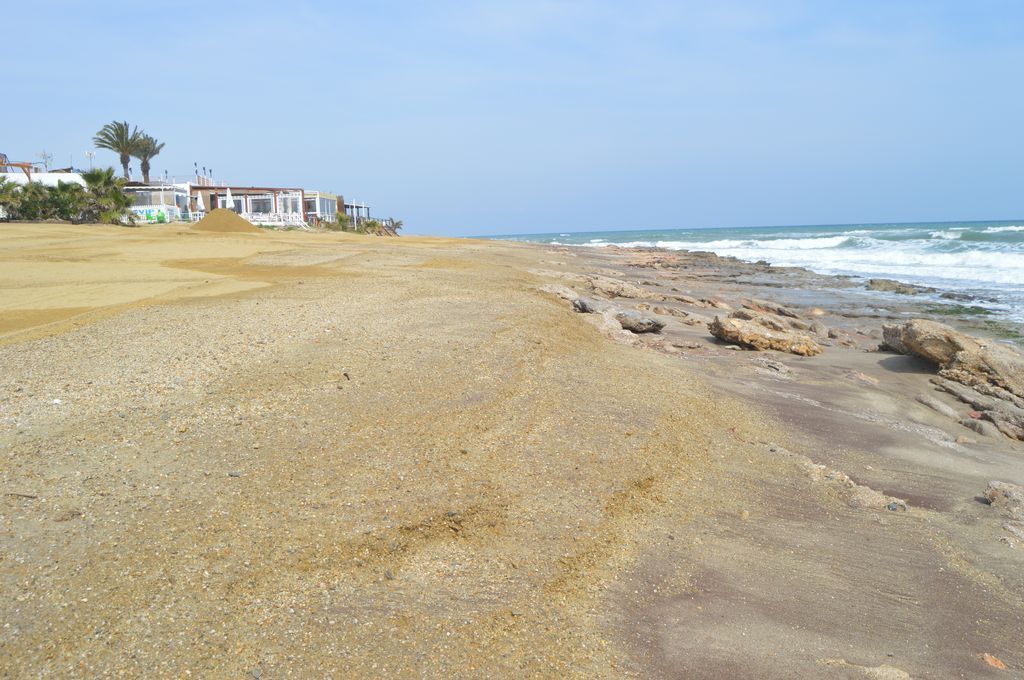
[196,192,205,212]
[225,187,236,210]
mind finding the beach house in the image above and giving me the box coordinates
[303,190,340,224]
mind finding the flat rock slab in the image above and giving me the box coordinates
[709,315,822,356]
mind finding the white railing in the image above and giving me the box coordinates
[184,210,309,230]
[242,212,310,230]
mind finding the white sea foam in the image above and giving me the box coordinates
[520,223,1024,322]
[648,235,854,251]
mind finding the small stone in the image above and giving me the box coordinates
[55,509,83,522]
[572,297,599,313]
[228,471,242,478]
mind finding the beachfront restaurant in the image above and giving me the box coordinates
[124,183,190,223]
[343,200,373,227]
[190,185,308,227]
[303,190,339,223]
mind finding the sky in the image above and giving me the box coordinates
[3,1,1023,235]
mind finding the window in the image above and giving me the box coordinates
[251,198,272,213]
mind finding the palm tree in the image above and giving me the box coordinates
[388,217,403,233]
[17,182,50,220]
[81,167,134,224]
[0,178,21,220]
[134,134,165,184]
[93,121,143,180]
[48,181,87,222]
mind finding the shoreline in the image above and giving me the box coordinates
[509,238,1024,345]
[485,221,1024,330]
[1,223,1022,677]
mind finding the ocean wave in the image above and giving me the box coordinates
[508,223,1024,322]
[651,235,856,251]
[595,235,1023,288]
[699,247,1023,286]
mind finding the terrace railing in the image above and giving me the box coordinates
[242,212,310,230]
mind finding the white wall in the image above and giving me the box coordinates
[0,172,86,187]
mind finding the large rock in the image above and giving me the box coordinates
[741,298,800,318]
[933,378,1024,440]
[709,315,822,356]
[539,284,579,302]
[729,309,789,331]
[882,319,1024,400]
[615,310,664,334]
[587,275,650,300]
[867,278,934,295]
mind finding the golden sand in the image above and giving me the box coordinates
[191,208,262,233]
[1,222,1022,677]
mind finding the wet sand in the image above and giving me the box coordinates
[1,223,1022,678]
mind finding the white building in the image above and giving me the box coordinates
[123,183,191,223]
[0,171,86,187]
[304,191,339,223]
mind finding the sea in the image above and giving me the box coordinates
[491,221,1024,323]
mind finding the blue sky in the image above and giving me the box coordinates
[3,1,1022,235]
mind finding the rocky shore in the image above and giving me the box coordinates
[1,224,1023,677]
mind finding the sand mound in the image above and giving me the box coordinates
[191,209,262,234]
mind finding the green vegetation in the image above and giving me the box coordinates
[93,121,143,179]
[93,121,165,183]
[362,218,384,234]
[135,135,165,184]
[320,213,404,235]
[0,169,134,225]
[980,320,1024,343]
[922,303,993,317]
[324,212,353,231]
[80,168,134,224]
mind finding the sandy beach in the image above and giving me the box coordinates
[2,223,1023,678]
